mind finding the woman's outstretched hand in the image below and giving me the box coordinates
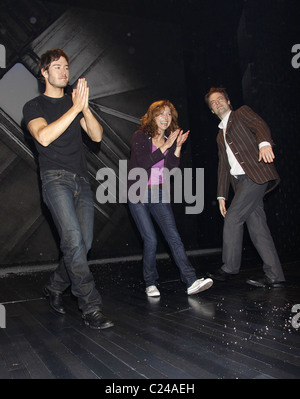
[176,129,190,148]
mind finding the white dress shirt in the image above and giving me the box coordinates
[218,111,245,177]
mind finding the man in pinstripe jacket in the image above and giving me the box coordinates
[205,87,285,287]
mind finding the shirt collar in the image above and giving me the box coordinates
[218,110,232,130]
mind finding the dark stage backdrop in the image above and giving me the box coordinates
[0,0,299,267]
[0,1,197,266]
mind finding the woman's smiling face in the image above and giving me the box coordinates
[154,106,172,134]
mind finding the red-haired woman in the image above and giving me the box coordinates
[127,100,213,297]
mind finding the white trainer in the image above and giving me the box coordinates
[146,285,161,297]
[187,278,213,295]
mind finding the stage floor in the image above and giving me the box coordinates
[0,254,299,381]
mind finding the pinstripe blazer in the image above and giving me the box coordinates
[217,105,280,199]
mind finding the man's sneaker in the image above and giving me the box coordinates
[82,310,114,330]
[146,285,161,297]
[187,278,213,295]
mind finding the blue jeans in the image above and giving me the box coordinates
[128,187,197,288]
[41,170,102,314]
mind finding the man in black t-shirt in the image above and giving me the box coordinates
[23,49,114,329]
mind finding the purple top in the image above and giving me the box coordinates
[148,144,168,185]
[127,129,180,197]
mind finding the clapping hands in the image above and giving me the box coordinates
[72,78,89,113]
[176,129,190,148]
[165,129,190,149]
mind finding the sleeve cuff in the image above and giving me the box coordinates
[259,141,271,149]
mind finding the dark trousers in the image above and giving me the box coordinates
[41,170,103,314]
[222,175,285,282]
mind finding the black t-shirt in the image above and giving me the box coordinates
[23,94,88,176]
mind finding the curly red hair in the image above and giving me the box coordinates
[140,100,179,137]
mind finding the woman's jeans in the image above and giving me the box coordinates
[128,187,197,288]
[41,170,102,314]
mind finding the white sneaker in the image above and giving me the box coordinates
[146,285,161,297]
[187,278,213,295]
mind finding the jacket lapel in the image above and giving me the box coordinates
[225,111,234,135]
